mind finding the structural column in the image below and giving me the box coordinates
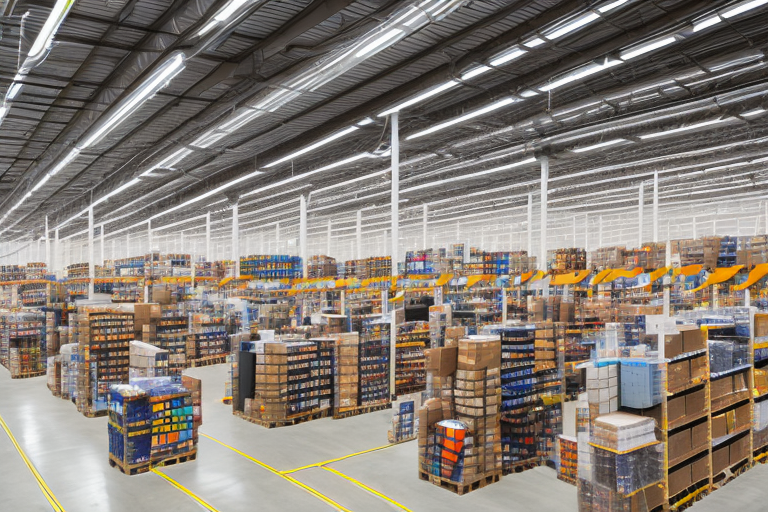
[356,210,362,260]
[599,215,604,248]
[653,171,659,243]
[638,183,644,248]
[275,222,280,254]
[232,202,239,277]
[100,224,105,269]
[300,194,308,278]
[54,228,59,275]
[527,193,533,256]
[88,206,94,299]
[390,112,399,277]
[205,212,211,262]
[326,219,332,256]
[539,157,548,270]
[422,204,428,249]
[44,216,50,269]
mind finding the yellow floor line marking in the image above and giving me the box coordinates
[281,443,396,474]
[0,413,65,512]
[200,432,353,512]
[322,466,413,512]
[151,468,219,511]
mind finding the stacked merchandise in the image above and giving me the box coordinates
[249,341,319,424]
[95,263,114,278]
[76,309,133,417]
[114,257,145,277]
[717,236,738,267]
[66,263,89,278]
[141,378,198,465]
[589,247,626,270]
[129,341,169,378]
[108,386,152,474]
[395,321,429,395]
[314,337,335,411]
[25,262,47,280]
[187,310,229,364]
[46,355,62,396]
[627,243,666,270]
[483,251,534,275]
[463,248,486,275]
[428,305,453,348]
[755,399,768,454]
[405,250,437,275]
[341,257,391,279]
[112,279,142,303]
[334,333,360,413]
[240,255,303,279]
[548,248,587,274]
[737,235,768,267]
[140,304,188,375]
[578,413,664,511]
[144,252,168,278]
[167,254,191,276]
[307,255,337,279]
[0,264,25,281]
[0,311,47,378]
[359,318,390,407]
[558,435,578,484]
[586,361,619,419]
[19,282,64,307]
[60,343,79,402]
[346,289,383,332]
[181,376,203,438]
[193,260,217,278]
[389,397,418,443]
[671,237,721,269]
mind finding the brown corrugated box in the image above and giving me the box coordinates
[679,326,705,353]
[457,337,501,371]
[668,464,691,497]
[424,347,457,377]
[712,445,729,475]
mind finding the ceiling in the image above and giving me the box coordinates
[1,0,767,245]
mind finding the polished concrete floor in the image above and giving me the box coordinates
[1,363,766,511]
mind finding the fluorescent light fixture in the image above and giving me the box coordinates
[79,53,186,149]
[378,80,459,116]
[27,0,74,60]
[572,139,628,152]
[49,148,80,176]
[141,148,193,176]
[539,59,622,91]
[519,89,539,98]
[0,105,8,118]
[92,178,142,207]
[461,66,491,80]
[722,0,768,18]
[693,15,721,32]
[544,12,600,40]
[743,108,766,117]
[402,157,537,193]
[197,0,250,36]
[620,36,677,61]
[638,118,727,140]
[263,125,359,168]
[598,0,629,12]
[252,89,301,111]
[192,130,227,148]
[218,108,263,132]
[356,29,403,58]
[489,47,527,67]
[6,83,22,101]
[31,174,51,192]
[406,97,518,140]
[356,118,374,126]
[522,37,545,48]
[309,153,376,173]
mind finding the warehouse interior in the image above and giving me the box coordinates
[2,0,768,511]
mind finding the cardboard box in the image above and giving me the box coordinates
[668,396,686,424]
[424,347,457,377]
[710,376,733,400]
[669,428,692,461]
[680,326,706,353]
[712,445,729,475]
[711,414,728,439]
[668,464,691,496]
[730,434,750,465]
[691,422,709,450]
[685,388,707,419]
[665,333,684,359]
[668,360,690,390]
[691,455,709,483]
[457,337,501,371]
[734,403,751,430]
[689,356,707,380]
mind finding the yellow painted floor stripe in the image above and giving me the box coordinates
[282,443,396,474]
[322,466,413,512]
[151,468,219,511]
[0,413,65,512]
[200,432,353,512]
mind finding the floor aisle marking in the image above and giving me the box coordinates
[321,466,414,512]
[281,443,396,474]
[200,432,353,512]
[0,413,65,512]
[151,468,219,511]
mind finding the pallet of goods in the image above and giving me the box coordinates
[187,310,229,366]
[358,318,391,408]
[590,246,626,271]
[548,248,587,275]
[0,311,47,378]
[307,255,338,279]
[240,255,303,279]
[395,321,428,395]
[129,341,169,378]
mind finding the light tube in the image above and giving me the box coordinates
[620,36,677,61]
[742,108,766,117]
[141,148,193,176]
[598,0,629,12]
[49,148,80,176]
[378,81,459,116]
[406,97,518,140]
[356,118,374,126]
[539,59,622,91]
[722,0,768,18]
[356,29,403,58]
[401,157,537,193]
[522,37,545,48]
[638,118,727,139]
[92,178,142,207]
[693,15,721,32]
[263,126,359,167]
[79,53,185,149]
[31,174,51,192]
[544,13,600,40]
[461,66,492,80]
[572,139,628,152]
[27,0,74,60]
[489,47,527,67]
[192,130,227,148]
[6,83,22,101]
[197,0,250,36]
[219,109,263,132]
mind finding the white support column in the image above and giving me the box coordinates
[45,216,50,270]
[539,158,548,270]
[125,234,130,259]
[275,222,280,254]
[300,194,308,278]
[422,204,428,250]
[232,202,240,277]
[692,217,697,239]
[390,112,399,277]
[356,210,362,260]
[88,206,95,299]
[599,215,603,249]
[572,216,577,247]
[653,171,659,243]
[527,193,533,259]
[100,224,105,269]
[147,220,152,253]
[54,229,59,274]
[638,183,644,248]
[205,212,211,262]
[585,214,589,252]
[326,219,332,256]
[664,240,671,316]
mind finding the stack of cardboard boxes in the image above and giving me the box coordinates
[671,237,721,269]
[737,235,768,267]
[586,362,619,419]
[334,333,360,411]
[590,246,627,270]
[129,340,169,378]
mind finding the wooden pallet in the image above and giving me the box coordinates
[712,457,753,489]
[333,402,392,419]
[10,371,46,379]
[188,355,227,368]
[418,470,501,495]
[152,450,197,468]
[81,408,107,418]
[108,453,150,476]
[503,458,543,475]
[234,408,331,429]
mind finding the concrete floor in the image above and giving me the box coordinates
[1,364,766,511]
